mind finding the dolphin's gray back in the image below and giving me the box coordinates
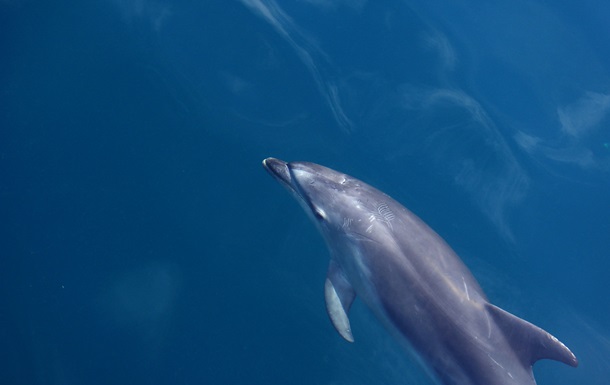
[335,185,575,385]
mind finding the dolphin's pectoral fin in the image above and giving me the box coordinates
[324,261,356,343]
[485,303,578,368]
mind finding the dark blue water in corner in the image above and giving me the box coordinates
[1,1,609,384]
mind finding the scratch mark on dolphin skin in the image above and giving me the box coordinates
[489,354,514,379]
[342,217,353,229]
[485,311,492,339]
[462,276,470,301]
[377,202,395,230]
[488,354,504,370]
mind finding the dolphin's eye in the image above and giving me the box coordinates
[313,207,327,221]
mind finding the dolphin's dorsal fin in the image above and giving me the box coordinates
[324,260,356,342]
[485,303,578,367]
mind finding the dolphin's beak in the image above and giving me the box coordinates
[263,158,292,189]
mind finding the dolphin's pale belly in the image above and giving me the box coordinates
[263,158,578,385]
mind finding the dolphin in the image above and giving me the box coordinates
[262,158,577,385]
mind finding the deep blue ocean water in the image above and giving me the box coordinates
[1,0,609,384]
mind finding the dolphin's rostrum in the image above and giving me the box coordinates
[263,158,577,385]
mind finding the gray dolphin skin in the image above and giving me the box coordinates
[263,158,578,385]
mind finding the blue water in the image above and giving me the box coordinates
[1,1,609,384]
